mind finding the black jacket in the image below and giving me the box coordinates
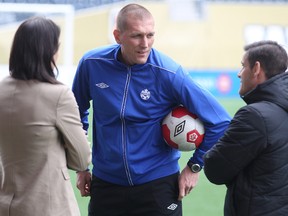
[204,72,288,216]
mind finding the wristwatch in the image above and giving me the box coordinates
[187,160,202,173]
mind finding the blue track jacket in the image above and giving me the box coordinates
[72,44,231,186]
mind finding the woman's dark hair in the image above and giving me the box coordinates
[244,40,288,79]
[9,16,61,84]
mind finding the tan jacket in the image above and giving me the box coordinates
[0,76,91,216]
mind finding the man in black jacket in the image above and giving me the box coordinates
[203,40,288,216]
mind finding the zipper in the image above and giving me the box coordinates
[120,67,133,185]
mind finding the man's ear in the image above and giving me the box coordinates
[253,61,267,81]
[113,29,121,44]
[252,61,261,77]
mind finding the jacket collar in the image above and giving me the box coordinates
[242,72,288,112]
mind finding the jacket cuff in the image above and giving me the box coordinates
[189,148,205,167]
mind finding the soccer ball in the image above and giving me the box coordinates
[162,106,205,151]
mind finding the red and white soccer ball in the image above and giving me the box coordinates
[162,106,205,151]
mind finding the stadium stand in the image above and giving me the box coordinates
[1,0,288,27]
[0,0,126,10]
[0,0,129,25]
[1,0,288,10]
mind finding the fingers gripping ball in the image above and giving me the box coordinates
[162,106,205,151]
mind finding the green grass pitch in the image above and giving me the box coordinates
[69,97,245,216]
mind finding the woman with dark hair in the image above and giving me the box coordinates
[9,16,61,83]
[0,16,91,216]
